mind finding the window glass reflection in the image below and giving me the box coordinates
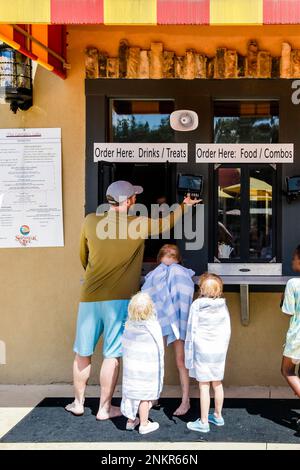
[214,101,278,262]
[217,167,241,260]
[214,101,279,144]
[111,100,175,143]
[249,167,273,260]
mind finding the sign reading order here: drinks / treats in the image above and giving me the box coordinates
[196,143,294,163]
[94,143,188,163]
[0,128,64,248]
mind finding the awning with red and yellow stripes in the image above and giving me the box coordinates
[0,24,66,79]
[1,1,300,81]
[1,0,300,25]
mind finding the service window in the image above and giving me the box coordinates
[212,101,280,263]
[109,100,175,208]
[109,99,176,262]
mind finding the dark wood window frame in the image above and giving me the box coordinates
[85,78,293,274]
[210,163,282,263]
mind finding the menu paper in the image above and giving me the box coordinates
[0,128,64,248]
[94,143,188,163]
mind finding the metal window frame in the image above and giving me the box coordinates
[211,163,282,263]
[85,79,292,275]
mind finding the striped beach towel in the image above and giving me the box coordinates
[121,319,164,420]
[185,297,231,382]
[141,263,195,345]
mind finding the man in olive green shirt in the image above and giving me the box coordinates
[66,181,199,420]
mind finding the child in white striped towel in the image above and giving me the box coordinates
[185,273,231,434]
[121,292,164,435]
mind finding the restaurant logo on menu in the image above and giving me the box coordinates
[15,225,37,247]
[20,225,30,236]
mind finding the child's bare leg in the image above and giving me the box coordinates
[281,356,300,398]
[173,340,190,416]
[199,382,210,424]
[139,400,151,426]
[212,381,224,418]
[126,415,140,430]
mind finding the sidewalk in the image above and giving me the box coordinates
[0,385,299,450]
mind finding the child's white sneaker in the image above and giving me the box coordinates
[126,418,140,431]
[139,421,159,435]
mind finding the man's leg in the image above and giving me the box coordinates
[66,354,91,415]
[74,354,92,404]
[66,302,102,415]
[96,299,129,420]
[97,357,122,420]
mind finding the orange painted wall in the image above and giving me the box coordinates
[77,24,300,57]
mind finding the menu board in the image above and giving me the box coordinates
[0,128,64,248]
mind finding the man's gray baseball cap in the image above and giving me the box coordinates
[106,180,143,204]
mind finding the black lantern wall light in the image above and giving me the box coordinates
[0,42,33,113]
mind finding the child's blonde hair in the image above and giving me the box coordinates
[128,292,156,321]
[198,272,223,299]
[157,244,182,264]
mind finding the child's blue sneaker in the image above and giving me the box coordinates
[208,414,225,426]
[187,419,210,433]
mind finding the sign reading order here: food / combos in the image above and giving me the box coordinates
[196,143,294,163]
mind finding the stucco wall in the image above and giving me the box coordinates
[0,24,297,385]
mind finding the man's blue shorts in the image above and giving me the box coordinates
[73,300,129,358]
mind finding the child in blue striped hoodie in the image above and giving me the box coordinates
[142,244,195,416]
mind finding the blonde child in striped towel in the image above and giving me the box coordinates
[121,292,164,435]
[185,273,231,434]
